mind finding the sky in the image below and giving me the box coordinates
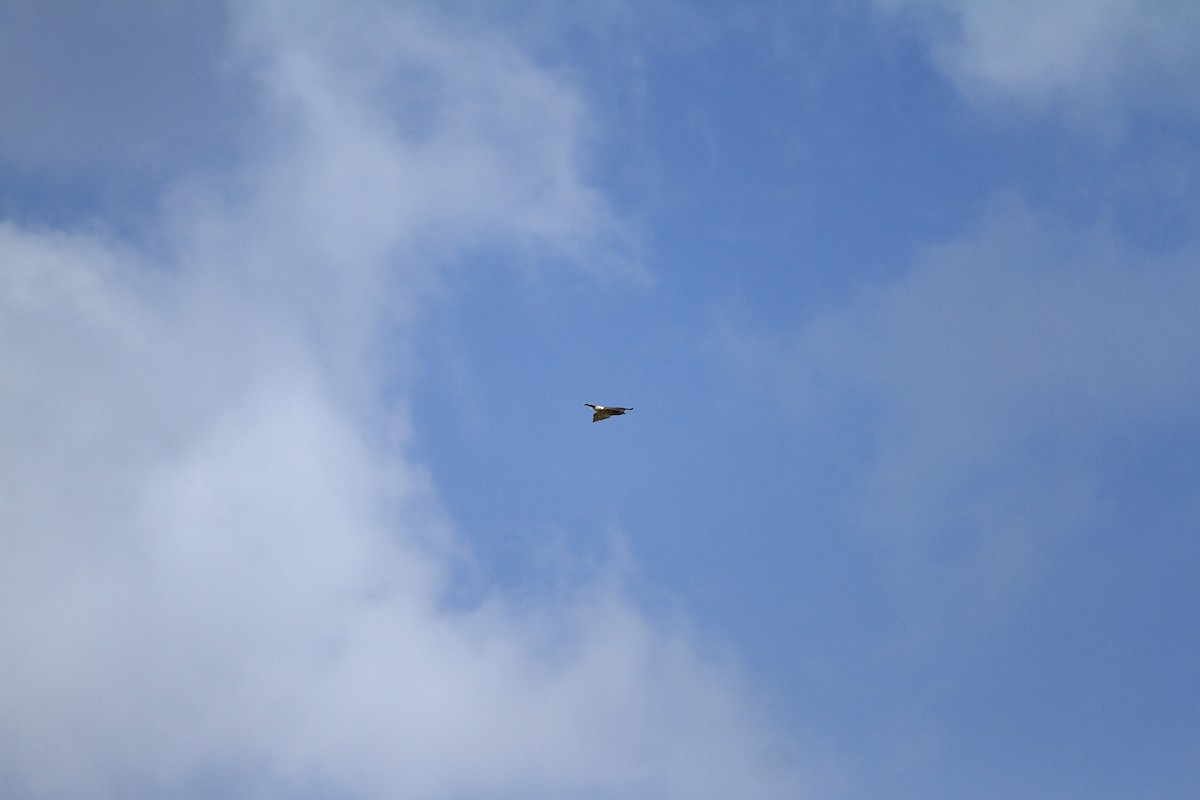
[1,2,1198,798]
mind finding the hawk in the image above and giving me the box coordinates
[585,403,632,422]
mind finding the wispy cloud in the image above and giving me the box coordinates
[733,200,1200,633]
[0,4,797,798]
[874,0,1200,130]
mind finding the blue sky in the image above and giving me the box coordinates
[2,2,1198,798]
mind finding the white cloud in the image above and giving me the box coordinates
[768,202,1200,630]
[0,4,798,798]
[874,0,1200,128]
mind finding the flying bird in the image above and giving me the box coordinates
[585,403,632,422]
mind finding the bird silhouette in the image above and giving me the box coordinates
[584,404,632,422]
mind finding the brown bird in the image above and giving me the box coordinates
[584,403,632,422]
